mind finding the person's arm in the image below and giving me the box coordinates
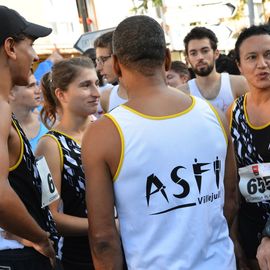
[100,88,113,113]
[0,100,54,260]
[35,136,88,236]
[230,75,249,98]
[256,215,270,269]
[34,60,53,84]
[217,109,238,227]
[81,116,123,270]
[257,236,270,270]
[34,48,63,84]
[225,103,251,270]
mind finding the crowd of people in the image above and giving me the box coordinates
[0,4,270,270]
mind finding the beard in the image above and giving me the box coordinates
[192,62,214,77]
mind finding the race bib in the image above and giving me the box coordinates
[239,163,270,203]
[36,156,60,208]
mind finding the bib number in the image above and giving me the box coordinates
[239,163,270,203]
[36,156,59,208]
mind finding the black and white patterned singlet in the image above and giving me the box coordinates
[9,115,59,249]
[231,94,270,257]
[45,130,92,266]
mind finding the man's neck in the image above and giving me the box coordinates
[0,63,13,100]
[117,84,128,99]
[194,71,221,100]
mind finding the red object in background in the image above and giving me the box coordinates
[86,17,92,25]
[79,17,92,25]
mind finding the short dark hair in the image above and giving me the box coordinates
[183,27,218,53]
[113,15,166,76]
[170,61,190,77]
[83,48,96,62]
[216,54,240,75]
[234,24,270,63]
[94,31,113,54]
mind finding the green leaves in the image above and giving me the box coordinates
[131,0,163,14]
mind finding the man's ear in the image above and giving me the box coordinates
[185,54,190,67]
[3,38,17,60]
[214,49,220,60]
[165,48,171,72]
[112,54,122,78]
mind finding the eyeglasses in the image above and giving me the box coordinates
[95,55,112,65]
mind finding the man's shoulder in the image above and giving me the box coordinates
[82,115,121,170]
[228,74,249,98]
[85,115,119,142]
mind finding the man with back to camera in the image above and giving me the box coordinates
[179,26,248,112]
[0,5,59,269]
[82,15,238,270]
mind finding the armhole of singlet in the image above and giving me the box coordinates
[229,99,237,131]
[104,113,124,182]
[206,102,228,146]
[42,134,64,172]
[224,73,235,100]
[9,120,24,172]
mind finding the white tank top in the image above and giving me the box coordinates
[108,85,127,112]
[107,96,236,270]
[188,73,234,112]
[0,228,24,250]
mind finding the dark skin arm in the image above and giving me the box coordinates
[0,99,55,263]
[81,116,123,270]
[225,104,251,270]
[216,108,238,228]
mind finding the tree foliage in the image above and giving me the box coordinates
[131,0,163,14]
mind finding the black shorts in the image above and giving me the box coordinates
[0,247,54,270]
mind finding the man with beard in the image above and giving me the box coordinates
[179,27,248,112]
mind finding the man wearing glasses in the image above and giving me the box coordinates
[94,31,128,113]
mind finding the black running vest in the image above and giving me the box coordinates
[9,115,59,249]
[46,130,92,264]
[231,95,270,223]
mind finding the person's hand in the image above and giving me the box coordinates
[2,231,56,268]
[47,48,63,64]
[257,237,270,270]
